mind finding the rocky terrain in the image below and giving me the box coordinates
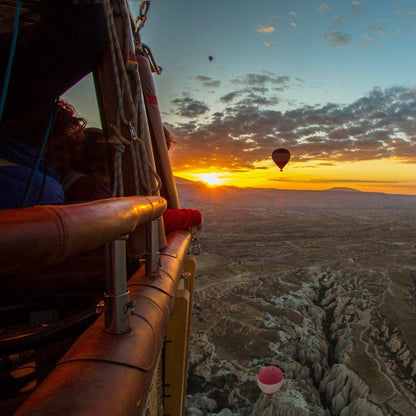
[178,182,416,415]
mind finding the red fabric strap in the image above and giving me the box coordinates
[145,95,158,105]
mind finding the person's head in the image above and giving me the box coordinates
[1,98,86,174]
[76,127,111,182]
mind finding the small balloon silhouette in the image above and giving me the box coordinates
[272,148,290,171]
[208,55,213,62]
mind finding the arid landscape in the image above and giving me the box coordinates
[177,179,416,416]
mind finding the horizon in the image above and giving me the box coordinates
[175,175,416,197]
[64,0,416,196]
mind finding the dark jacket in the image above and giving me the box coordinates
[0,134,64,209]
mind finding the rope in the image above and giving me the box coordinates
[0,0,22,125]
[103,0,161,197]
[21,100,57,208]
[103,0,133,127]
[109,125,130,197]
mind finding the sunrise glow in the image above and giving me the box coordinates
[174,157,416,195]
[64,1,416,197]
[194,173,225,186]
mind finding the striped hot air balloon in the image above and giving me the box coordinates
[257,366,284,397]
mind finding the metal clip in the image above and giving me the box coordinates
[192,236,201,256]
[125,300,136,314]
[96,300,105,314]
[128,122,138,141]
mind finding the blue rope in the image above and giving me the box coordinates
[0,0,22,124]
[21,101,57,208]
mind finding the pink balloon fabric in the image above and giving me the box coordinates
[257,366,284,396]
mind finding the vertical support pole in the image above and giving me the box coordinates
[104,236,131,334]
[146,218,160,277]
[163,290,190,416]
[163,257,196,416]
[183,257,196,371]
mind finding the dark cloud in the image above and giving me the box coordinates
[171,96,209,118]
[194,75,211,82]
[324,32,351,47]
[218,74,290,109]
[231,73,290,86]
[367,25,386,36]
[270,178,402,183]
[168,86,416,171]
[220,91,244,103]
[331,15,347,29]
[205,80,221,88]
[221,88,280,107]
[192,75,221,89]
[350,1,368,18]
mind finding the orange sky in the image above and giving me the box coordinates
[174,158,416,195]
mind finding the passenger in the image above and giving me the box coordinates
[63,125,203,234]
[63,128,112,203]
[0,99,85,209]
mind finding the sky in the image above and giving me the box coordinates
[64,0,416,194]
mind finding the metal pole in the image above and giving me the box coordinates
[146,219,160,277]
[104,235,131,334]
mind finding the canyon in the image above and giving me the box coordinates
[178,182,416,415]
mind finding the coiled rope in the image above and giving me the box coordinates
[102,0,161,197]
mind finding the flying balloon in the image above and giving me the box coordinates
[208,56,213,62]
[257,366,284,397]
[272,148,290,171]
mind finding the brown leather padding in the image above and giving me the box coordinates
[0,196,166,275]
[14,230,191,416]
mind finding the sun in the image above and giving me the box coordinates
[195,172,224,186]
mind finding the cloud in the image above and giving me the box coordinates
[331,15,347,29]
[350,1,368,17]
[367,25,386,36]
[194,75,211,82]
[257,25,275,33]
[204,80,221,88]
[270,178,402,183]
[232,73,290,86]
[397,23,416,35]
[220,91,244,103]
[168,85,416,172]
[324,32,351,47]
[318,3,330,12]
[171,96,209,118]
[193,75,221,89]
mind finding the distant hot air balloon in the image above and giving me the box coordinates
[208,55,213,62]
[257,366,284,397]
[272,148,290,171]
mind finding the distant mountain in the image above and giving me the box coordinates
[175,177,416,211]
[325,187,361,192]
[173,176,195,186]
